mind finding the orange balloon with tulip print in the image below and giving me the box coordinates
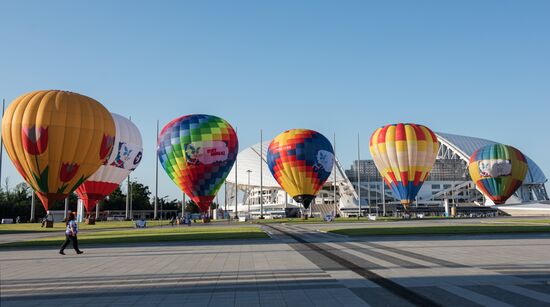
[1,90,116,210]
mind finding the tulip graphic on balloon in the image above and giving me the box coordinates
[22,126,48,155]
[1,90,116,210]
[157,114,238,218]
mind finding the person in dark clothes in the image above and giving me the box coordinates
[59,213,83,255]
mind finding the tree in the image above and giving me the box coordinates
[185,200,200,214]
[102,187,126,210]
[0,179,32,221]
[129,182,152,210]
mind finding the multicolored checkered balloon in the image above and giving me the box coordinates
[369,123,439,209]
[267,129,334,209]
[157,115,238,213]
[468,144,527,205]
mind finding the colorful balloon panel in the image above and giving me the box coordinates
[369,123,439,207]
[157,114,238,213]
[468,144,528,205]
[267,129,334,209]
[75,113,143,213]
[1,90,116,210]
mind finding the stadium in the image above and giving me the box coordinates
[225,132,549,218]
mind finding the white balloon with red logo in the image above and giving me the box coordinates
[75,113,143,213]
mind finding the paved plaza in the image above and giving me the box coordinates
[1,222,550,306]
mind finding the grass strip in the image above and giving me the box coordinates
[328,225,550,237]
[0,226,268,248]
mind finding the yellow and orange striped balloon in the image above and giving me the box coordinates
[369,123,439,208]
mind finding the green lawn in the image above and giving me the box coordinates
[251,216,444,224]
[328,224,550,237]
[0,220,168,234]
[0,226,268,248]
[497,219,550,224]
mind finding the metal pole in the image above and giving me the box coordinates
[154,120,159,220]
[125,176,130,220]
[382,180,386,216]
[234,128,238,219]
[224,181,227,219]
[333,132,337,217]
[0,99,4,185]
[64,197,69,219]
[367,162,371,215]
[260,129,264,219]
[357,133,361,219]
[182,191,185,218]
[30,190,36,222]
[129,179,133,219]
[247,170,251,217]
[96,200,100,219]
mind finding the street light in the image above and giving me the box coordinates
[246,170,252,219]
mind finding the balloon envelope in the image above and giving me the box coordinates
[267,129,334,209]
[157,114,238,213]
[75,113,143,213]
[468,144,528,205]
[1,90,116,210]
[369,123,439,208]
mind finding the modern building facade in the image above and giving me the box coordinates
[225,132,548,218]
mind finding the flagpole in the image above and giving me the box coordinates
[234,127,238,219]
[182,191,185,218]
[333,132,337,217]
[154,120,159,220]
[357,133,361,220]
[0,99,4,186]
[126,176,130,220]
[260,129,264,219]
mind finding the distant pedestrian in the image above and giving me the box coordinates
[15,216,21,224]
[59,213,83,255]
[169,216,176,226]
[41,213,49,227]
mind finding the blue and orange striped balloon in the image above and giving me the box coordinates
[267,129,334,209]
[468,144,527,205]
[369,123,439,208]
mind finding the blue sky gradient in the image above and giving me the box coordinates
[1,0,549,202]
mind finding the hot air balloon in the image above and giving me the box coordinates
[157,114,238,215]
[75,113,143,215]
[267,129,334,209]
[369,123,439,209]
[1,90,116,210]
[468,144,528,205]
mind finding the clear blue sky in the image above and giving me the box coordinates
[1,0,549,202]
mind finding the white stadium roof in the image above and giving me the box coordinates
[226,141,349,188]
[227,132,547,187]
[436,132,547,184]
